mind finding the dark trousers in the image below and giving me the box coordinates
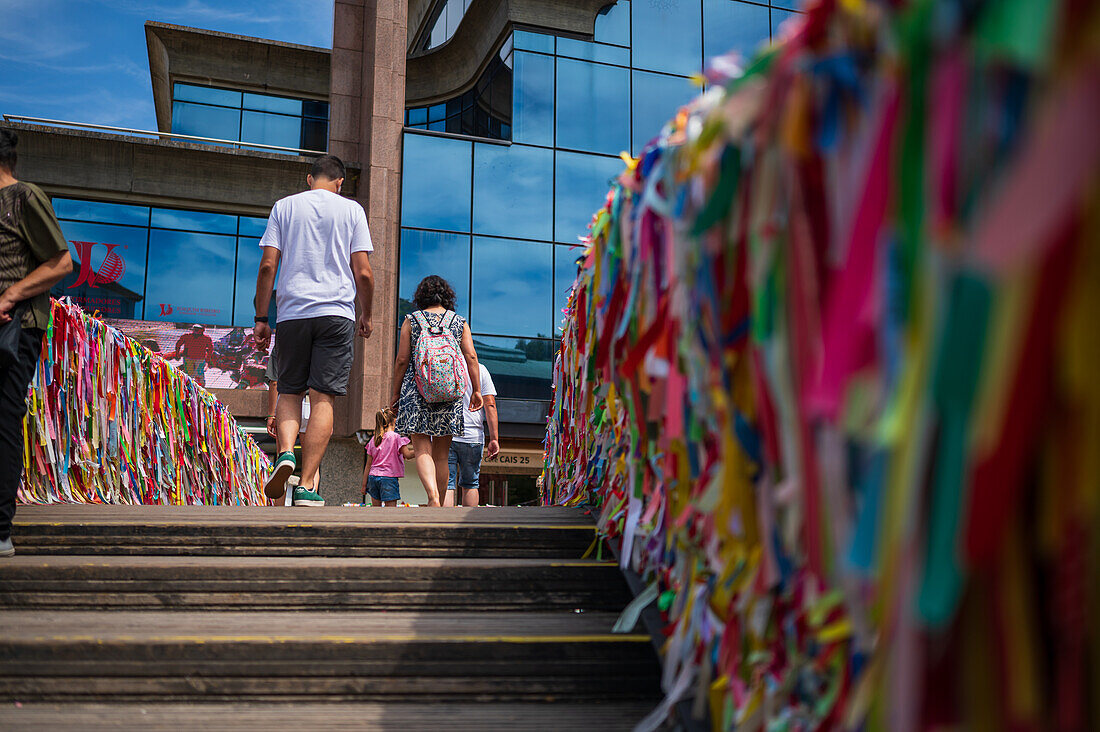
[0,328,43,540]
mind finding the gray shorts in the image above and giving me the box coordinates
[275,316,355,396]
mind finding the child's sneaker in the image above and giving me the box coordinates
[264,451,296,499]
[293,486,325,506]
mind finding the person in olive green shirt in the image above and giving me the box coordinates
[0,128,73,557]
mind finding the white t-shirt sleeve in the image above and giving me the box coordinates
[350,205,374,254]
[479,365,497,397]
[259,201,282,250]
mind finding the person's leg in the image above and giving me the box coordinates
[379,477,401,509]
[460,443,482,508]
[431,436,453,508]
[411,434,441,507]
[0,329,43,551]
[296,316,354,498]
[298,390,334,491]
[444,444,459,507]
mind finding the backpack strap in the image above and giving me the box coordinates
[440,310,458,333]
[412,310,441,335]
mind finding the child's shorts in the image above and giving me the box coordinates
[367,475,401,502]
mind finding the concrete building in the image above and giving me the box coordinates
[3,0,793,504]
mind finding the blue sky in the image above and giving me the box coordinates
[0,0,333,130]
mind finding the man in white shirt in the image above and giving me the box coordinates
[445,363,499,507]
[253,154,374,507]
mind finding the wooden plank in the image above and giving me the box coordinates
[0,609,635,640]
[13,505,595,527]
[4,702,662,731]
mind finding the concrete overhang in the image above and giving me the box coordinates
[145,21,331,134]
[5,122,360,217]
[405,0,613,107]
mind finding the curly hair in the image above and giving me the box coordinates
[413,275,456,312]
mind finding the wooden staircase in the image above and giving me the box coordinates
[0,506,662,730]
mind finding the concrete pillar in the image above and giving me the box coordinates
[328,0,407,438]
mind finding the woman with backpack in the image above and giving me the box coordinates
[390,275,483,507]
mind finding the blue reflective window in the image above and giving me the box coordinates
[554,151,623,243]
[172,101,241,142]
[471,237,553,338]
[399,229,471,321]
[238,216,269,238]
[632,71,697,153]
[554,245,583,332]
[556,38,630,66]
[703,0,771,63]
[53,199,150,227]
[771,0,800,10]
[243,93,302,115]
[232,237,275,327]
[512,51,554,146]
[472,334,554,400]
[594,0,630,46]
[144,230,236,325]
[632,0,703,75]
[151,208,239,235]
[407,107,428,126]
[513,30,555,54]
[771,7,797,36]
[53,221,149,321]
[241,111,302,150]
[401,133,472,232]
[173,83,241,108]
[556,59,630,155]
[472,144,553,240]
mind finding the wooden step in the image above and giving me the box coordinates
[0,610,660,702]
[3,701,664,731]
[0,556,631,611]
[12,506,597,558]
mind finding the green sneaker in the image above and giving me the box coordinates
[293,486,325,507]
[264,451,296,499]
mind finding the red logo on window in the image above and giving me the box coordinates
[68,241,126,288]
[159,303,174,316]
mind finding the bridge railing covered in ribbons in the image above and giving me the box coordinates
[543,0,1098,727]
[20,298,270,506]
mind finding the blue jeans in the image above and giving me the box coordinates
[366,475,401,503]
[448,442,482,497]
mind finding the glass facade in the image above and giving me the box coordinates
[171,82,329,152]
[51,197,272,328]
[399,0,795,402]
[405,38,513,139]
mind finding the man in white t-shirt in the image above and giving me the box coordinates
[253,154,374,507]
[445,363,499,507]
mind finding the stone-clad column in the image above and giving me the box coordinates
[329,0,407,437]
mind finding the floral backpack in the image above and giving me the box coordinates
[411,310,467,403]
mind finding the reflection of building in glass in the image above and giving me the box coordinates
[7,2,798,498]
[50,199,270,328]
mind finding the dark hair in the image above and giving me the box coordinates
[413,275,456,311]
[310,154,345,181]
[0,128,16,172]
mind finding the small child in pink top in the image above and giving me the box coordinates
[361,408,413,507]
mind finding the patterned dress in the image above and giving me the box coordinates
[395,310,464,437]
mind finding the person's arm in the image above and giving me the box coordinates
[351,250,374,339]
[361,454,373,497]
[1,185,72,324]
[484,394,499,458]
[459,324,482,412]
[0,251,73,324]
[400,444,415,460]
[254,246,280,350]
[390,319,411,407]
